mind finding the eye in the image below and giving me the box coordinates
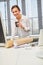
[13,11,17,13]
[12,12,14,13]
[15,11,17,12]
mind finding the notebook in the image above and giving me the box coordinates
[0,12,6,47]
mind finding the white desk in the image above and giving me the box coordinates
[0,46,43,65]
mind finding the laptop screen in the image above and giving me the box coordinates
[0,16,5,43]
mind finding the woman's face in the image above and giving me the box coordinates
[12,7,20,18]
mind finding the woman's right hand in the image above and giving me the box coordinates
[5,39,14,48]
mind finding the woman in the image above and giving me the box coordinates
[5,5,34,48]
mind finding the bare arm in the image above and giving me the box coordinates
[5,37,33,48]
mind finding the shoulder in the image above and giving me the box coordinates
[22,15,28,20]
[22,15,29,22]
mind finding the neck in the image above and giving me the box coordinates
[16,14,22,21]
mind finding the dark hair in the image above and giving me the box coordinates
[11,5,20,11]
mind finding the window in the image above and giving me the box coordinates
[25,0,39,34]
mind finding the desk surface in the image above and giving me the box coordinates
[0,46,43,65]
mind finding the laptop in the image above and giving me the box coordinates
[0,12,6,47]
[36,29,43,59]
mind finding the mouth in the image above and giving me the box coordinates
[15,14,18,17]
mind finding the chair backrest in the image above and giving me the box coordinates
[38,29,43,46]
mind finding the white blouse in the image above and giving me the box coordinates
[11,15,30,39]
